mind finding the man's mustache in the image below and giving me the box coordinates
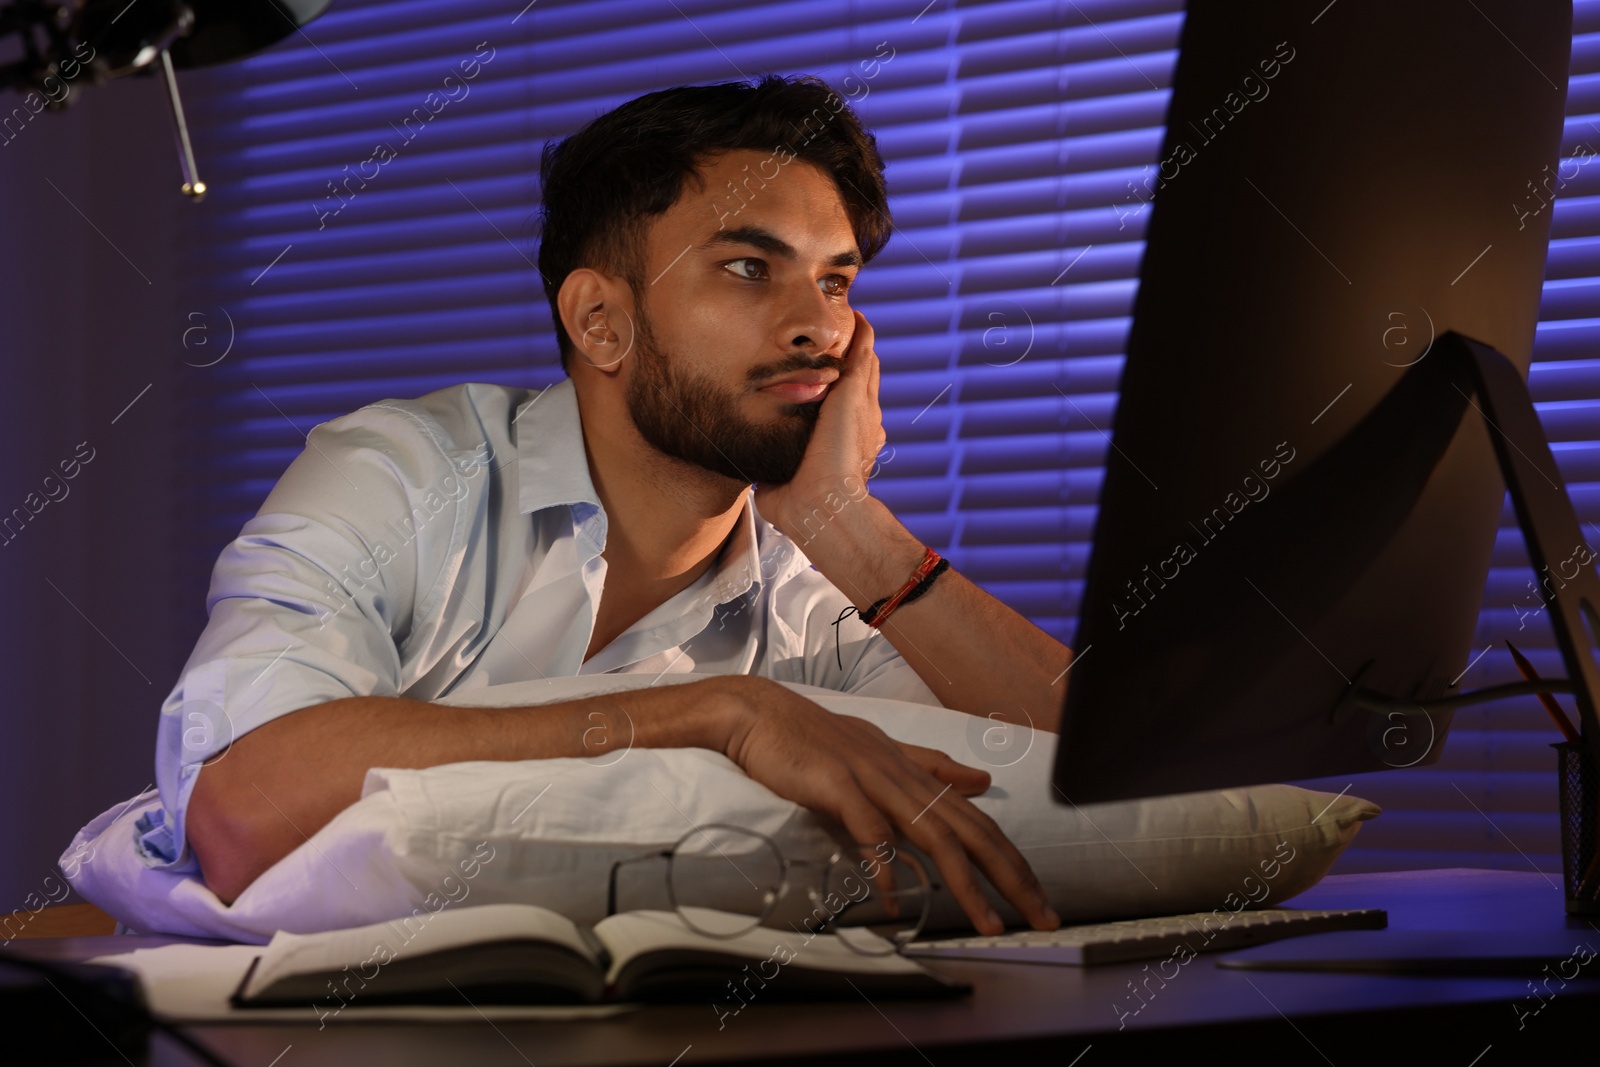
[747,353,846,385]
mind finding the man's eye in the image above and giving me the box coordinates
[821,275,853,297]
[725,258,767,280]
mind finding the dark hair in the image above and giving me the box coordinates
[536,74,892,372]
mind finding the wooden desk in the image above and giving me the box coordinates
[13,868,1599,1065]
[2,902,115,939]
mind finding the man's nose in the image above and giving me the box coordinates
[777,281,845,355]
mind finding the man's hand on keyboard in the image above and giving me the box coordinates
[714,675,1061,937]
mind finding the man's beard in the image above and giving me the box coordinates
[624,307,827,485]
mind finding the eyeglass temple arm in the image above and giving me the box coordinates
[606,850,671,916]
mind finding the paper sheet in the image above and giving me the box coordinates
[88,943,635,1024]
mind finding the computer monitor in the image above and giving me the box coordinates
[1052,0,1576,803]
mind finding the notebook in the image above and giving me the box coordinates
[229,903,966,1009]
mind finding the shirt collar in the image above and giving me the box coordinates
[707,491,765,606]
[513,376,780,607]
[515,378,601,516]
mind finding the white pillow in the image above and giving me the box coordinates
[62,674,1379,942]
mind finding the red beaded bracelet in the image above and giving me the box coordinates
[860,546,946,628]
[831,547,953,668]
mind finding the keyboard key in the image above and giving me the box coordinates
[903,907,1388,966]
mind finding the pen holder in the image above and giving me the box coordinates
[1555,740,1600,914]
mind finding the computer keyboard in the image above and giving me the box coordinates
[903,907,1388,966]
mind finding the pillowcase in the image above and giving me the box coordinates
[61,673,1380,942]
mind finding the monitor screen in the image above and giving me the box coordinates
[1053,0,1574,803]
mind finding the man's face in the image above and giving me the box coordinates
[620,147,862,485]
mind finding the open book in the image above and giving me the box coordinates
[230,903,967,1010]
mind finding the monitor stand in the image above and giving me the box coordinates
[1367,331,1600,910]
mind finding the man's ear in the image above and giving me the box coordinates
[557,267,636,377]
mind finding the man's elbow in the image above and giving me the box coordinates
[185,764,279,905]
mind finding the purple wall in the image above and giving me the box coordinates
[0,69,204,911]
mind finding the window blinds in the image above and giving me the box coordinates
[176,0,1600,873]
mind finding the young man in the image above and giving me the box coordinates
[155,74,1074,935]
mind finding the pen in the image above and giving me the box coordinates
[1506,640,1599,899]
[1505,640,1582,743]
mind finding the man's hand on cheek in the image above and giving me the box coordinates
[755,309,885,531]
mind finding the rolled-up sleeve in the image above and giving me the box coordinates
[144,403,465,869]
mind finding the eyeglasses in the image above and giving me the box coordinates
[606,823,932,956]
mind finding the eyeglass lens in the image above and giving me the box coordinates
[810,845,930,952]
[667,825,784,938]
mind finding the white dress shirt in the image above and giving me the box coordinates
[140,377,942,870]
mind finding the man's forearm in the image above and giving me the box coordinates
[774,493,1074,730]
[187,678,746,904]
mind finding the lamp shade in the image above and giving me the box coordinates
[75,0,334,73]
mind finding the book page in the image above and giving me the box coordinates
[241,903,598,1000]
[593,908,930,985]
